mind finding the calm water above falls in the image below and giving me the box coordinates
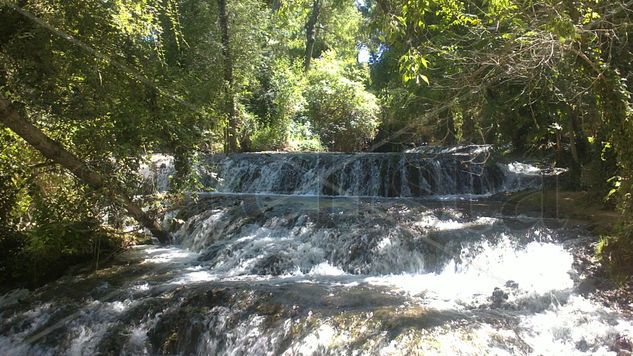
[1,148,631,355]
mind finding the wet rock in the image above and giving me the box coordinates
[575,277,616,295]
[96,323,130,355]
[491,287,509,307]
[254,255,295,275]
[576,338,589,352]
[197,244,225,262]
[0,289,30,309]
[240,200,266,217]
[504,280,519,289]
[575,278,599,295]
[613,334,633,356]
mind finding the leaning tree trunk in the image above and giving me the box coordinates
[218,0,239,153]
[0,95,171,244]
[304,0,322,70]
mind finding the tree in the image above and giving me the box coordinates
[304,0,322,70]
[217,0,239,152]
[366,0,633,269]
[0,96,171,244]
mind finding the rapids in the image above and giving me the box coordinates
[1,147,631,355]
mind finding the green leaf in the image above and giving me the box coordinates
[419,74,430,85]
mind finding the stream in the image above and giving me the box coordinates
[1,146,631,355]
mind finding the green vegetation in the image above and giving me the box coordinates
[1,0,633,286]
[304,53,380,151]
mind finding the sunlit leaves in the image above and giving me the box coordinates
[112,0,157,37]
[606,175,622,201]
[304,53,380,151]
[111,0,185,57]
[546,17,578,43]
[484,0,517,21]
[399,49,429,85]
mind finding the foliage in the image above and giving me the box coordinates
[242,58,305,151]
[304,52,380,151]
[287,120,324,151]
[596,229,633,285]
[0,129,126,289]
[271,0,363,63]
[0,0,206,287]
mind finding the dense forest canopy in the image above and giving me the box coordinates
[1,0,633,286]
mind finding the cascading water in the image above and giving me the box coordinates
[1,147,631,355]
[208,146,558,197]
[144,145,555,196]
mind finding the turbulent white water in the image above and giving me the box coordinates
[1,149,631,355]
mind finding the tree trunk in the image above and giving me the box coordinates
[218,0,239,153]
[461,114,476,143]
[304,0,322,70]
[567,112,587,189]
[448,117,457,145]
[268,0,281,11]
[441,109,457,145]
[0,96,171,244]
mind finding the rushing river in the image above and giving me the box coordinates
[1,147,631,355]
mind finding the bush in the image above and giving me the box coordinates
[304,53,380,151]
[250,125,288,151]
[287,120,324,151]
[243,58,305,151]
[596,227,633,285]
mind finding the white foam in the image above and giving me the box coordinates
[309,263,346,276]
[520,295,633,355]
[364,236,574,309]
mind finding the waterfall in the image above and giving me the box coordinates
[146,145,556,196]
[2,147,630,356]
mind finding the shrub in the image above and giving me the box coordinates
[304,53,380,151]
[287,120,324,151]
